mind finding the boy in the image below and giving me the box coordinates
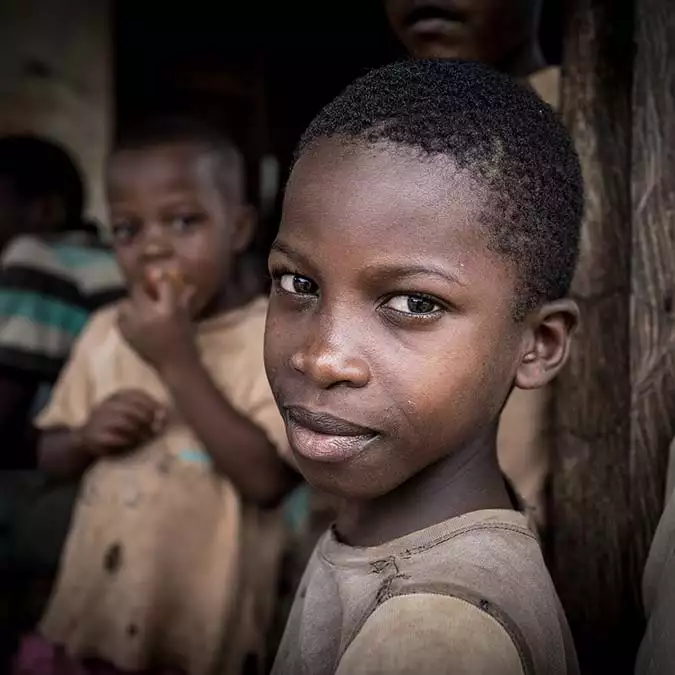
[383,0,559,526]
[267,60,582,674]
[19,119,297,675]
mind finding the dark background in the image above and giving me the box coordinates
[114,0,563,249]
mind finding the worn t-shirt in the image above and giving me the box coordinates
[35,296,290,675]
[272,509,578,675]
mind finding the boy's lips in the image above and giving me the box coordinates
[284,406,379,464]
[403,4,466,35]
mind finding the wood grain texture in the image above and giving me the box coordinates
[548,0,635,672]
[550,1,675,672]
[631,0,675,563]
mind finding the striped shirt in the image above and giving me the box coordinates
[0,232,124,382]
[0,232,124,468]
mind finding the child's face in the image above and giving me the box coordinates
[384,0,539,63]
[265,140,541,499]
[107,143,250,318]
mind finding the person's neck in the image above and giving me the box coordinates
[335,423,513,547]
[497,39,547,80]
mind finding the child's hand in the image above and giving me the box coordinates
[118,275,198,373]
[76,389,166,457]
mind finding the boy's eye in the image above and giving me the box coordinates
[279,273,318,296]
[170,214,204,232]
[111,221,140,244]
[383,294,442,316]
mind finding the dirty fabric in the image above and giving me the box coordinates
[35,297,289,675]
[273,509,578,675]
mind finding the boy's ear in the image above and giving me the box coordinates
[514,299,579,390]
[232,205,257,253]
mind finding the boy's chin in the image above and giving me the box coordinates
[293,452,408,502]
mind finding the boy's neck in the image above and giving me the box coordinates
[335,424,514,547]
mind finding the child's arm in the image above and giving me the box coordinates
[118,282,297,508]
[39,390,166,479]
[159,356,297,506]
[36,308,166,480]
[39,427,92,479]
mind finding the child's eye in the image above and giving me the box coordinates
[383,294,443,316]
[170,214,204,232]
[279,273,318,296]
[111,220,140,244]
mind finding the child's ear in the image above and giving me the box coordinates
[514,299,579,390]
[232,205,257,253]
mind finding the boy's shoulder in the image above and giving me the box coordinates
[317,510,549,600]
[276,510,577,675]
[335,592,525,675]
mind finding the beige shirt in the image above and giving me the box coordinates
[273,509,578,675]
[36,297,289,675]
[497,65,561,529]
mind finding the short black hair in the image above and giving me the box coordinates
[0,135,85,224]
[113,115,245,203]
[296,59,583,317]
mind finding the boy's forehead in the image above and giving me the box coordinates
[284,139,490,249]
[280,139,517,296]
[107,143,220,192]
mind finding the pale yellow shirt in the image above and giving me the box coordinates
[36,297,289,675]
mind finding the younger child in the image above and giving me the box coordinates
[19,119,297,675]
[267,60,582,674]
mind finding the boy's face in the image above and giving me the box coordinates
[107,142,250,318]
[384,0,539,63]
[265,139,568,499]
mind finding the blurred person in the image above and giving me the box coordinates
[384,0,560,528]
[0,136,124,469]
[0,135,125,674]
[383,0,558,105]
[13,117,297,675]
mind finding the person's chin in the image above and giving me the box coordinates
[292,448,399,501]
[408,39,464,60]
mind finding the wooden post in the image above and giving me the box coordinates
[549,0,675,671]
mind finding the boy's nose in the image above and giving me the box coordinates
[141,240,172,259]
[290,323,370,390]
[140,224,172,260]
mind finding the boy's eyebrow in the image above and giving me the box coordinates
[270,240,313,268]
[272,240,465,287]
[365,263,466,287]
